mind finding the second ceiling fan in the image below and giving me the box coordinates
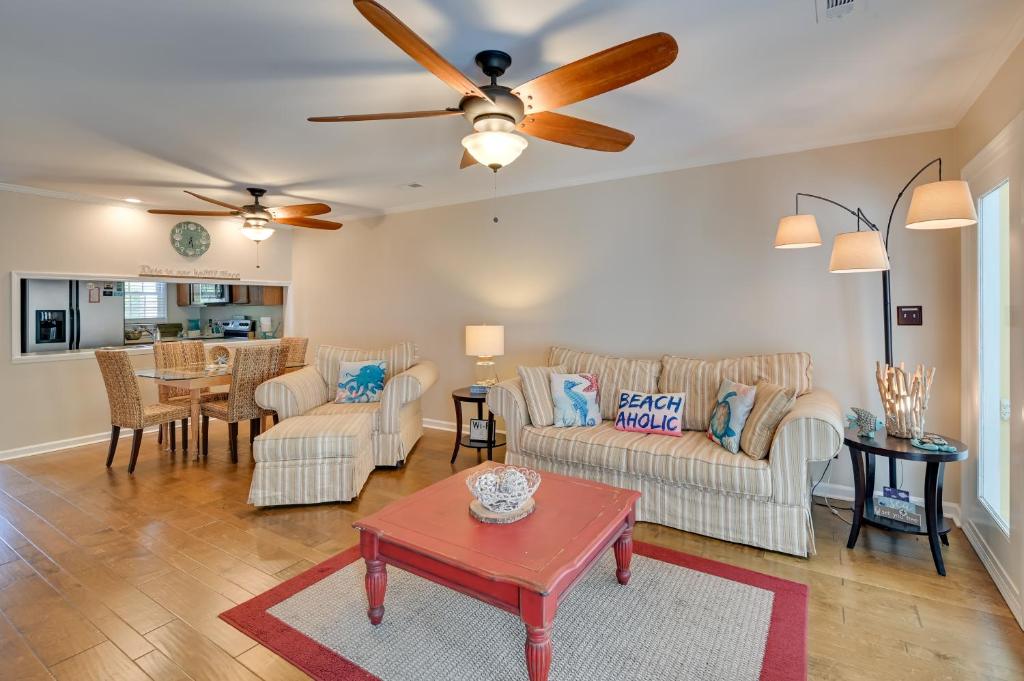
[309,0,679,171]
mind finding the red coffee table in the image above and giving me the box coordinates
[353,461,640,681]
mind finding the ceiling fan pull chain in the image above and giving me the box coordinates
[492,170,499,224]
[256,241,261,269]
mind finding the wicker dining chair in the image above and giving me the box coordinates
[201,344,284,462]
[153,340,221,448]
[96,349,191,474]
[280,337,309,365]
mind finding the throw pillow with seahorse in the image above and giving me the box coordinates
[550,373,600,428]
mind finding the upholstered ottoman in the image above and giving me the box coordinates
[249,413,374,507]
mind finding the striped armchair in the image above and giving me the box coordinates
[487,346,843,557]
[255,342,438,466]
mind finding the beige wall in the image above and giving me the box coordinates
[0,191,293,454]
[291,129,962,500]
[957,37,1024,164]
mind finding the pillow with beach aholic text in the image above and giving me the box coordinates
[614,390,685,436]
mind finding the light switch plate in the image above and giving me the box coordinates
[897,306,923,326]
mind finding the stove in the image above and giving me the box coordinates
[222,318,254,339]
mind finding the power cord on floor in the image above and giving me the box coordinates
[810,457,853,525]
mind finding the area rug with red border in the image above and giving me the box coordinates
[220,540,807,681]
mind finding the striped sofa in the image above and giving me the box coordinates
[487,346,843,557]
[255,342,439,467]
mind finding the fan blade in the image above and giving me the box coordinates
[309,109,462,123]
[460,149,476,169]
[268,203,332,219]
[513,33,677,113]
[518,112,634,152]
[274,216,343,231]
[148,209,238,216]
[183,190,241,210]
[353,0,490,101]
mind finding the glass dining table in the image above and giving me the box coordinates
[135,361,305,455]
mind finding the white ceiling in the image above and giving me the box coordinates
[2,0,1023,218]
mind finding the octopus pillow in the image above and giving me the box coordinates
[336,360,387,403]
[707,378,757,453]
[550,373,601,428]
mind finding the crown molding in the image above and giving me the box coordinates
[0,182,141,208]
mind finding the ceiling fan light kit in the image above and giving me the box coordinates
[309,0,678,170]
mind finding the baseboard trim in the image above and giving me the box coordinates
[0,426,160,462]
[814,481,961,527]
[962,518,1023,628]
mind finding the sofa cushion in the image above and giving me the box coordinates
[254,414,372,463]
[659,352,813,431]
[627,431,772,500]
[517,365,567,427]
[549,346,660,421]
[316,342,418,387]
[658,356,725,431]
[740,381,797,460]
[521,421,648,471]
[305,402,382,431]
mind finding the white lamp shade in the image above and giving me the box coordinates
[774,214,822,248]
[905,180,977,230]
[465,325,504,357]
[829,231,890,273]
[461,131,528,170]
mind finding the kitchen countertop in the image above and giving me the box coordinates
[14,336,278,364]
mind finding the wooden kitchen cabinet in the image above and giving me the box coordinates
[246,286,284,306]
[230,285,250,304]
[261,286,284,306]
[176,284,190,307]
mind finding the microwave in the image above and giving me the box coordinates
[189,284,230,305]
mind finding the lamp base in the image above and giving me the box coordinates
[474,358,499,387]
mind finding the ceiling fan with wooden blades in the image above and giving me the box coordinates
[309,0,678,171]
[149,188,343,242]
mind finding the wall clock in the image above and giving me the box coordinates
[170,221,211,258]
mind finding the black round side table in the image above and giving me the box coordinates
[844,428,968,576]
[450,387,506,464]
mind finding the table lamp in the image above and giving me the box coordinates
[465,324,504,389]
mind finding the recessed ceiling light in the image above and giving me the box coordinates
[123,197,142,204]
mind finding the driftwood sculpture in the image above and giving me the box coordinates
[876,362,935,439]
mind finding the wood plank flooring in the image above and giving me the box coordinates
[0,423,1020,680]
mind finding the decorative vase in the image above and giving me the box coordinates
[875,362,935,439]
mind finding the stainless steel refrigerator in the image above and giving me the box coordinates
[21,278,125,353]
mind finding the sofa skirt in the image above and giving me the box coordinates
[508,451,815,557]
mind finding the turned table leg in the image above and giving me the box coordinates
[520,590,555,681]
[614,510,635,585]
[361,532,387,625]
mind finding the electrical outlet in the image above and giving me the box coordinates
[897,306,923,326]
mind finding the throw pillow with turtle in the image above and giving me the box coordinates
[707,378,757,453]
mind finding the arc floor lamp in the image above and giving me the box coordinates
[774,158,978,367]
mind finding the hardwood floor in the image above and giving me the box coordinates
[0,424,1020,680]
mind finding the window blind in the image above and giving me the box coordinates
[124,281,167,321]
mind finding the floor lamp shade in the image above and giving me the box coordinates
[829,231,890,273]
[774,214,822,248]
[465,325,504,357]
[905,180,978,230]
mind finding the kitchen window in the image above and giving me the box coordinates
[124,281,167,322]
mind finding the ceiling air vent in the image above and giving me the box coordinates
[815,0,859,22]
